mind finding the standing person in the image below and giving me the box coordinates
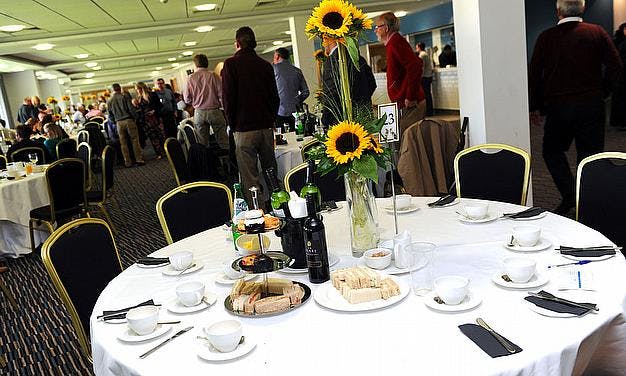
[375,12,425,135]
[416,42,434,116]
[135,82,166,159]
[529,0,622,215]
[438,45,457,67]
[17,97,36,124]
[107,83,145,167]
[183,54,229,150]
[222,26,279,204]
[610,23,626,129]
[272,47,309,131]
[155,78,177,139]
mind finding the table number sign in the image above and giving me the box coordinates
[377,103,399,143]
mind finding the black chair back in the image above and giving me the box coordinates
[285,162,346,202]
[85,122,107,159]
[454,144,530,205]
[56,138,77,159]
[10,146,46,164]
[41,218,122,361]
[0,154,6,170]
[77,130,89,144]
[77,142,92,188]
[46,158,87,222]
[165,137,189,186]
[577,152,626,248]
[187,144,223,182]
[88,116,105,125]
[157,182,232,244]
[183,125,198,145]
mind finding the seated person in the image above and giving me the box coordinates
[43,123,65,161]
[85,104,103,120]
[7,124,50,163]
[73,104,87,125]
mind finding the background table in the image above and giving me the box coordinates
[274,132,312,180]
[91,198,626,376]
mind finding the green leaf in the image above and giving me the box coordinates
[352,154,378,181]
[345,36,360,72]
[364,115,386,134]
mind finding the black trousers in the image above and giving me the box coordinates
[422,76,434,116]
[542,99,605,205]
[160,111,177,139]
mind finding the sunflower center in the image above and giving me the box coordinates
[322,12,344,30]
[336,132,360,154]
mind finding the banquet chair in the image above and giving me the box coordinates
[77,142,93,190]
[56,138,77,159]
[156,181,232,244]
[29,158,88,252]
[87,146,116,232]
[77,130,89,145]
[10,146,47,164]
[0,266,17,309]
[0,154,6,170]
[454,143,530,205]
[88,116,105,125]
[41,218,122,362]
[284,162,346,202]
[301,139,323,161]
[576,152,626,249]
[164,137,190,187]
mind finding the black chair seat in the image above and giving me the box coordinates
[87,191,104,202]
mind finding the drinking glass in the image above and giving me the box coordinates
[404,242,436,296]
[28,153,38,165]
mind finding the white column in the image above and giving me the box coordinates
[452,0,530,152]
[2,70,41,127]
[615,0,626,27]
[289,15,317,107]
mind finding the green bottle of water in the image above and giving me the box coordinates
[266,167,290,218]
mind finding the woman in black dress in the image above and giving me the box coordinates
[135,82,166,158]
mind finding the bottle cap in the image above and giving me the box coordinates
[288,191,307,218]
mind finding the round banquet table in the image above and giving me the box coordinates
[91,197,626,376]
[0,170,49,256]
[273,132,312,180]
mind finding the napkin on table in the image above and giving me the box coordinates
[99,299,156,320]
[136,257,170,265]
[458,324,522,357]
[523,296,591,316]
[559,249,616,258]
[427,194,456,207]
[503,207,547,219]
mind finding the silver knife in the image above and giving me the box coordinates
[528,292,598,311]
[476,318,516,354]
[139,326,193,359]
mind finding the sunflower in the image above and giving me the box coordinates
[347,3,372,30]
[367,135,383,154]
[306,0,353,38]
[325,120,370,164]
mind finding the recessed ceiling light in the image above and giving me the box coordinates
[181,51,193,56]
[272,41,284,46]
[365,11,385,19]
[0,25,25,32]
[168,57,177,62]
[194,25,214,33]
[85,79,95,84]
[283,30,293,35]
[85,62,98,68]
[33,43,55,51]
[85,73,95,78]
[394,10,408,17]
[171,63,180,67]
[194,3,217,11]
[184,41,197,47]
[151,71,160,76]
[75,53,89,59]
[155,66,163,70]
[92,66,102,70]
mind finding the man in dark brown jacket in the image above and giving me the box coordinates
[222,26,280,205]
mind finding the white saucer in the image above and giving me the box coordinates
[457,213,498,224]
[162,262,204,276]
[278,253,340,274]
[214,273,257,285]
[423,291,482,312]
[166,292,218,314]
[384,204,420,214]
[510,211,548,221]
[504,238,552,252]
[197,336,256,362]
[136,262,169,269]
[117,324,172,343]
[492,272,549,289]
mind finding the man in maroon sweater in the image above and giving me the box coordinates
[222,26,280,205]
[529,0,622,215]
[376,12,426,135]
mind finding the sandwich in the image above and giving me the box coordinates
[330,267,400,304]
[254,295,291,314]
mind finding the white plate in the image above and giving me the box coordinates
[278,253,340,274]
[561,253,616,262]
[197,336,256,362]
[504,238,552,252]
[383,204,420,214]
[526,301,580,318]
[492,272,549,289]
[509,211,548,221]
[136,261,169,269]
[117,324,172,343]
[162,262,204,276]
[166,292,218,314]
[457,213,498,224]
[423,291,482,312]
[313,275,409,312]
[356,259,419,275]
[214,273,257,285]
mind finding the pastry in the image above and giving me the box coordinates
[244,210,265,233]
[239,253,274,273]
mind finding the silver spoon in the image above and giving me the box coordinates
[433,296,445,304]
[507,236,515,247]
[176,263,196,277]
[501,274,513,283]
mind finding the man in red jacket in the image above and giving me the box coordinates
[376,12,426,135]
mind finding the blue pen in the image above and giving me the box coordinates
[578,271,582,289]
[547,260,592,268]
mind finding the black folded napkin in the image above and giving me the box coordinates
[524,296,590,316]
[459,324,522,357]
[136,257,170,265]
[559,249,616,258]
[428,194,456,207]
[504,207,547,219]
[99,299,156,320]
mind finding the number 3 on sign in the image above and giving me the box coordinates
[377,103,399,143]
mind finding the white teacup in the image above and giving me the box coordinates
[394,194,412,210]
[223,262,244,280]
[503,257,536,283]
[126,306,159,336]
[463,202,488,220]
[176,281,205,307]
[204,320,243,353]
[169,251,193,271]
[512,225,541,247]
[434,275,469,305]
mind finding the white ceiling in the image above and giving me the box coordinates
[0,0,445,91]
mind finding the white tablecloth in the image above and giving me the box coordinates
[91,197,626,376]
[274,132,312,180]
[0,172,49,256]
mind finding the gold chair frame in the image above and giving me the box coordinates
[88,145,116,232]
[41,218,122,363]
[300,139,322,161]
[575,151,626,221]
[9,146,47,164]
[454,143,531,205]
[156,181,233,244]
[87,116,105,125]
[77,141,93,190]
[76,130,89,144]
[284,162,308,192]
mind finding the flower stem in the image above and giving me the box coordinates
[336,43,352,122]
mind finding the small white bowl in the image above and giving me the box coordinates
[503,257,536,283]
[463,203,488,220]
[235,234,271,255]
[363,248,392,270]
[434,275,469,305]
[169,251,193,271]
[512,225,541,247]
[126,306,159,336]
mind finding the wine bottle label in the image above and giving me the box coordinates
[274,208,285,218]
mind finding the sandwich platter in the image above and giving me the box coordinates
[224,280,311,317]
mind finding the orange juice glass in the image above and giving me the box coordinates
[25,163,33,175]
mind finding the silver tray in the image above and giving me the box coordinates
[232,251,293,274]
[224,281,311,317]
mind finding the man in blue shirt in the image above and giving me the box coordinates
[272,48,309,131]
[155,78,178,139]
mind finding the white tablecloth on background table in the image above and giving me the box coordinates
[274,132,312,181]
[91,197,626,376]
[0,172,49,256]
